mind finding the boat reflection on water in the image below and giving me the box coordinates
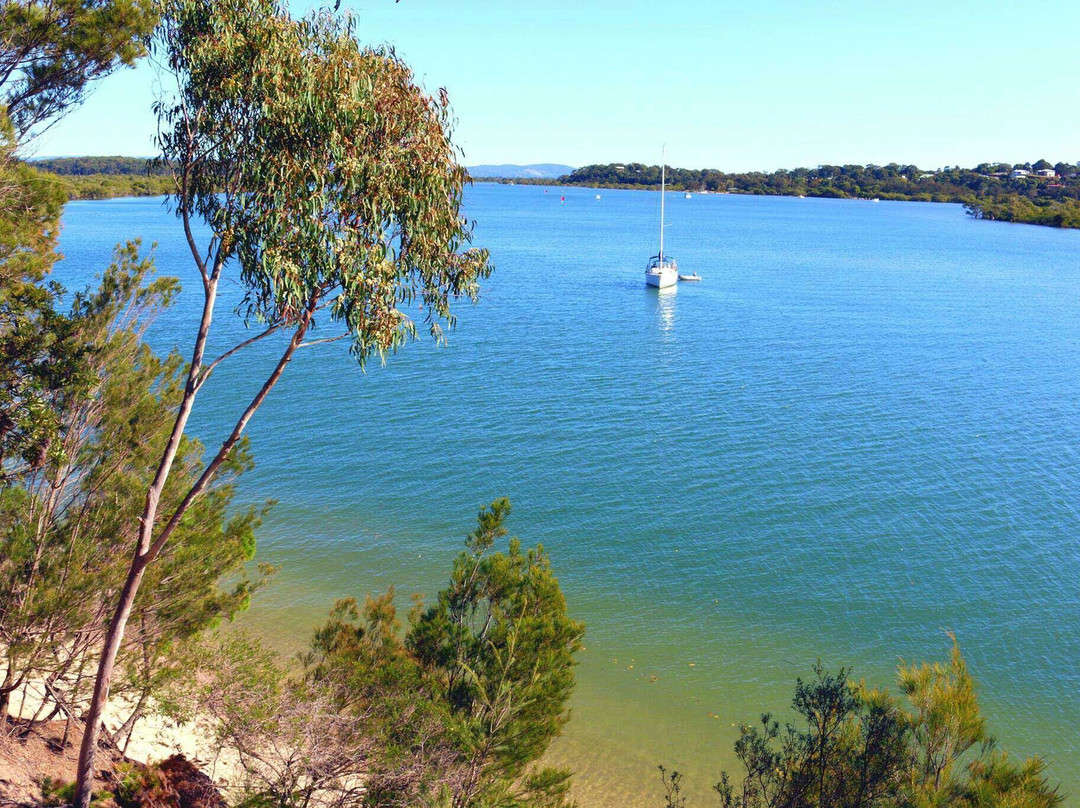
[653,284,676,336]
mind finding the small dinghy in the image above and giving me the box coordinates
[678,273,701,282]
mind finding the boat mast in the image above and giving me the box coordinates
[659,144,666,262]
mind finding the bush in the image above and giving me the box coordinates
[670,641,1061,808]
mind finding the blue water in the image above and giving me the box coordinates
[58,187,1080,804]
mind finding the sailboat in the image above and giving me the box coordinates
[645,146,678,288]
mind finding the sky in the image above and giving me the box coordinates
[30,0,1080,172]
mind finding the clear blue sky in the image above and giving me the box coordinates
[31,0,1080,171]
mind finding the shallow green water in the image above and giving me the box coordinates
[59,187,1080,804]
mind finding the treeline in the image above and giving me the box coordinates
[964,196,1080,228]
[41,155,1080,226]
[57,173,173,200]
[501,160,1080,229]
[31,156,166,176]
[27,158,173,200]
[561,160,1075,196]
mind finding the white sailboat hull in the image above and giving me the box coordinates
[646,267,678,288]
[645,145,681,289]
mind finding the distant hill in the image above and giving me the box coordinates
[467,163,573,179]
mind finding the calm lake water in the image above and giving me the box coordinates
[58,187,1080,805]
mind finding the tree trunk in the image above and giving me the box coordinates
[117,693,149,755]
[74,555,148,807]
[72,289,310,808]
[0,664,14,721]
[72,266,222,808]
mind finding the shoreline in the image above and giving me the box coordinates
[0,671,241,802]
[51,176,1080,230]
[468,175,1080,229]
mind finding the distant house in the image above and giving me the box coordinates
[1012,169,1031,178]
[1036,168,1056,177]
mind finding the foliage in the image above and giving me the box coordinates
[41,777,110,808]
[712,662,906,808]
[0,0,156,480]
[59,172,173,200]
[559,161,1078,199]
[183,501,583,808]
[898,639,985,796]
[39,151,1080,227]
[162,631,370,808]
[41,761,196,808]
[157,0,491,361]
[110,761,171,808]
[658,766,687,808]
[963,197,1080,228]
[73,0,492,800]
[0,0,273,797]
[0,110,83,479]
[0,244,268,732]
[0,0,160,604]
[300,592,459,808]
[675,641,1061,808]
[27,156,173,200]
[407,498,585,808]
[0,0,157,138]
[957,752,1062,808]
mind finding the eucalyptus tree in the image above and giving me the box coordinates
[73,0,491,803]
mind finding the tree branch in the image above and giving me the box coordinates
[297,332,349,349]
[194,322,286,391]
[145,303,317,564]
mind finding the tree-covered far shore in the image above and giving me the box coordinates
[35,155,1080,228]
[28,156,172,199]
[487,160,1080,229]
